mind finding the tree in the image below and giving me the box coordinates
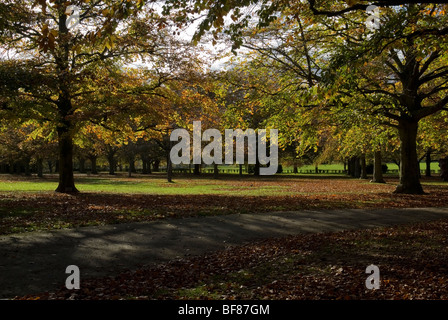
[418,111,448,176]
[0,0,178,192]
[0,120,56,176]
[326,5,448,193]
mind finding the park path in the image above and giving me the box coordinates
[2,207,448,299]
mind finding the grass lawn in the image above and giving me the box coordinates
[0,172,447,235]
[217,162,442,173]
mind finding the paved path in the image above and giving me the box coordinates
[2,207,448,299]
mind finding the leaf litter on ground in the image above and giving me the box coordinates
[15,219,448,300]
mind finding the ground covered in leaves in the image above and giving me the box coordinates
[16,219,448,300]
[1,174,448,235]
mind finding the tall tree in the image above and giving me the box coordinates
[0,0,176,192]
[327,5,448,193]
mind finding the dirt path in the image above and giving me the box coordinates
[2,207,448,299]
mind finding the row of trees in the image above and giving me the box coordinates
[165,0,448,193]
[1,1,448,194]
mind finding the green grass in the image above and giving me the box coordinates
[0,165,443,195]
[0,172,446,235]
[288,162,440,172]
[0,174,289,196]
[216,162,441,174]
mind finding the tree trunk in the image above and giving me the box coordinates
[55,125,78,193]
[37,157,43,178]
[54,14,78,193]
[129,156,136,173]
[348,157,356,177]
[347,158,352,176]
[425,149,432,177]
[394,120,424,194]
[89,156,98,174]
[153,160,160,172]
[315,164,318,174]
[24,157,31,176]
[166,151,173,183]
[107,155,116,175]
[293,161,298,174]
[213,163,219,179]
[239,164,243,176]
[78,157,86,173]
[360,154,368,179]
[128,155,135,177]
[354,157,361,178]
[47,160,53,174]
[371,150,385,183]
[141,155,149,174]
[254,161,260,176]
[142,160,148,174]
[194,164,201,175]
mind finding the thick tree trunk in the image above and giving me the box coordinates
[78,157,86,173]
[129,157,136,173]
[425,149,431,177]
[354,157,361,178]
[24,157,31,176]
[166,152,173,183]
[360,154,368,179]
[194,164,201,175]
[55,125,78,193]
[37,157,43,178]
[141,155,149,174]
[315,164,318,174]
[239,164,243,176]
[213,163,219,179]
[254,161,260,176]
[142,160,147,174]
[107,155,116,175]
[47,161,53,174]
[147,161,152,174]
[394,120,424,194]
[55,14,78,193]
[371,150,385,183]
[153,160,160,172]
[8,161,14,174]
[128,155,135,177]
[89,156,98,174]
[293,161,298,174]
